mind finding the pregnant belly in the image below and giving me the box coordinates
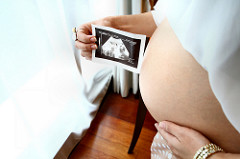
[139,19,240,153]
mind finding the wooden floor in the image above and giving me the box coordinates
[69,91,157,159]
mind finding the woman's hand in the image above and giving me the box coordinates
[155,121,210,159]
[74,12,157,60]
[75,17,113,60]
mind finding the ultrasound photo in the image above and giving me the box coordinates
[92,25,148,73]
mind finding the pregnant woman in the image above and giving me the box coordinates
[75,1,240,158]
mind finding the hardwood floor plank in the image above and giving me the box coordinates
[91,113,156,142]
[88,114,155,152]
[100,93,139,123]
[69,92,156,159]
[100,93,157,131]
[69,143,118,159]
[80,133,136,159]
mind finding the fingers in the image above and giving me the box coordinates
[76,25,96,43]
[74,24,97,60]
[77,31,97,43]
[158,121,185,138]
[155,123,180,146]
[75,40,97,51]
[155,121,212,159]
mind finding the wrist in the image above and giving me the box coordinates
[193,143,224,159]
[102,16,117,28]
[207,152,225,159]
[103,15,124,30]
[90,16,115,29]
[104,15,135,32]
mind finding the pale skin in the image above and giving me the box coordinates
[75,11,240,158]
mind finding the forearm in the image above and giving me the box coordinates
[106,12,157,37]
[208,152,240,159]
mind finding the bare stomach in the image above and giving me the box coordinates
[139,19,240,153]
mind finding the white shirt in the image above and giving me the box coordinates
[152,0,240,133]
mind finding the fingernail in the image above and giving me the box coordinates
[90,37,97,42]
[91,44,97,49]
[159,122,165,129]
[154,123,159,129]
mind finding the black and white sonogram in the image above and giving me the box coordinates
[91,25,147,73]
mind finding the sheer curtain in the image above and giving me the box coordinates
[0,0,113,158]
[0,0,144,158]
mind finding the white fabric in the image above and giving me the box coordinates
[1,56,111,159]
[0,0,112,158]
[0,0,141,158]
[151,0,240,132]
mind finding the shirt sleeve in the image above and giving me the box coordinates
[151,0,167,26]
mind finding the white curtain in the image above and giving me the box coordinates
[0,0,113,158]
[0,0,145,158]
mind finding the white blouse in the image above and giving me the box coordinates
[151,0,240,133]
